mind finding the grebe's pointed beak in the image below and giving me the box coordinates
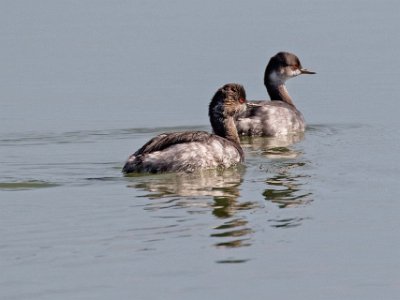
[300,68,316,74]
[246,102,263,108]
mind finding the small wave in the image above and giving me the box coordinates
[307,123,368,136]
[0,125,209,146]
[0,180,59,191]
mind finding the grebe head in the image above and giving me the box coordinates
[209,83,247,118]
[209,83,247,140]
[264,52,316,86]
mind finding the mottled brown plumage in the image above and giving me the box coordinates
[236,52,315,136]
[123,83,246,174]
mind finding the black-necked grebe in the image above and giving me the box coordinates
[123,83,247,174]
[236,52,315,136]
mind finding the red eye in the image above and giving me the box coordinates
[239,98,245,103]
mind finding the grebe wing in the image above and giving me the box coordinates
[240,100,297,118]
[134,131,213,155]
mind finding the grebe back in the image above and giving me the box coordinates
[123,83,247,174]
[236,52,315,136]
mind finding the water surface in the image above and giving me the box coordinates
[1,1,400,299]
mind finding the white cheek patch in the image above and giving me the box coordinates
[269,70,284,85]
[291,69,302,76]
[271,68,301,82]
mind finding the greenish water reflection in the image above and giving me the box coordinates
[240,133,304,159]
[126,168,256,253]
[125,133,312,252]
[264,170,312,208]
[0,180,59,190]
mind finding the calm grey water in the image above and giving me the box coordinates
[1,1,400,299]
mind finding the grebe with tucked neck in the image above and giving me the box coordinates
[123,83,247,174]
[236,52,315,136]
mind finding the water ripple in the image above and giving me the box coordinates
[0,180,59,191]
[0,125,209,146]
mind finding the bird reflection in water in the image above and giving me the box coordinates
[128,167,243,200]
[240,132,304,159]
[264,162,312,208]
[210,185,257,250]
[263,162,313,228]
[126,168,256,253]
[241,133,312,229]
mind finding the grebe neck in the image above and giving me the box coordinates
[210,112,241,145]
[208,84,246,146]
[266,82,294,106]
[209,100,241,145]
[222,117,241,144]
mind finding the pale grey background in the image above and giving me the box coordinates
[1,1,399,299]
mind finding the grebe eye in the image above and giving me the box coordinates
[239,98,245,103]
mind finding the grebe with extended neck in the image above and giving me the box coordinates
[123,83,247,174]
[236,52,315,136]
